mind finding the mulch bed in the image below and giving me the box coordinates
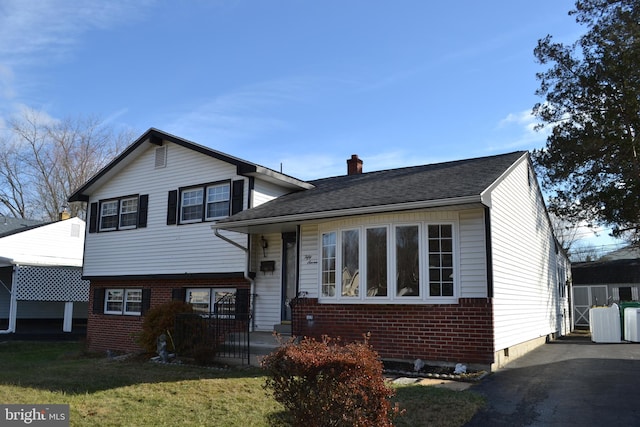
[383,359,488,382]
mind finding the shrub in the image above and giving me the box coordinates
[137,300,194,353]
[261,334,399,427]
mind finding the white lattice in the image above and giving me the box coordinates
[15,266,89,302]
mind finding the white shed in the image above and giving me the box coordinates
[0,217,89,335]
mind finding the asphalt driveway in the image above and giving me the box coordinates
[466,335,640,426]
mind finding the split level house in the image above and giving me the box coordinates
[69,128,571,370]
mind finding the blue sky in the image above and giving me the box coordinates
[0,0,623,253]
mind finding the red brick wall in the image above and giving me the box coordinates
[291,297,495,365]
[86,277,249,354]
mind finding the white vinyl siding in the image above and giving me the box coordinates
[0,217,85,267]
[299,224,320,298]
[252,179,292,207]
[458,209,488,298]
[83,143,247,277]
[489,158,564,352]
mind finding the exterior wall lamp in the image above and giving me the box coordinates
[261,236,268,257]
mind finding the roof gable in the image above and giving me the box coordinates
[68,128,312,202]
[216,151,527,228]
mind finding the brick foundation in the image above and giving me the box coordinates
[291,297,494,365]
[86,277,249,354]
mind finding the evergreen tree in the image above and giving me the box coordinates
[533,0,640,241]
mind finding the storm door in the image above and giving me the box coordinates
[281,232,298,322]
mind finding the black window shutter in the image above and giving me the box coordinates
[167,190,178,225]
[92,288,105,314]
[231,180,244,215]
[89,202,98,233]
[172,288,186,301]
[141,289,151,314]
[138,194,149,228]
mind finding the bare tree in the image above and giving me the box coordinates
[0,109,132,221]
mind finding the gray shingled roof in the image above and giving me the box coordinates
[216,151,527,228]
[0,217,48,238]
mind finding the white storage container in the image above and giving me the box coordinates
[624,307,640,342]
[590,304,622,343]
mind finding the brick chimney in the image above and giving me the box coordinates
[59,205,71,221]
[347,154,363,175]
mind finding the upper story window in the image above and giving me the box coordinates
[92,195,147,233]
[100,201,119,231]
[167,180,244,226]
[179,182,230,224]
[320,222,457,303]
[181,188,204,222]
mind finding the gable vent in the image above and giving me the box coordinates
[155,146,167,168]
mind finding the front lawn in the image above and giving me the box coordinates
[0,341,484,426]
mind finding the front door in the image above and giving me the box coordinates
[281,232,297,322]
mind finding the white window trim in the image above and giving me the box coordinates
[104,289,123,314]
[205,183,231,221]
[99,200,119,232]
[124,289,142,315]
[318,221,459,304]
[104,288,143,316]
[180,188,204,224]
[179,182,231,224]
[118,197,139,230]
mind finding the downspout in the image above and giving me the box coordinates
[212,227,256,331]
[484,206,494,298]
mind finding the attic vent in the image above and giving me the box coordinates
[155,146,167,168]
[70,223,81,238]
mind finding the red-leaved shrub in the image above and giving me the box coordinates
[137,300,194,353]
[261,334,399,427]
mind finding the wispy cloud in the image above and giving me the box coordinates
[163,76,324,149]
[0,0,153,65]
[486,109,550,152]
[0,0,154,124]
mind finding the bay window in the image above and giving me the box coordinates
[341,229,360,297]
[321,232,337,297]
[366,227,387,297]
[319,222,457,303]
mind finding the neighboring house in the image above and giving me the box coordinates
[70,128,570,371]
[572,246,640,329]
[0,216,88,335]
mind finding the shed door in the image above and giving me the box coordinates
[573,285,608,327]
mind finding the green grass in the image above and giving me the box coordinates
[0,341,484,426]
